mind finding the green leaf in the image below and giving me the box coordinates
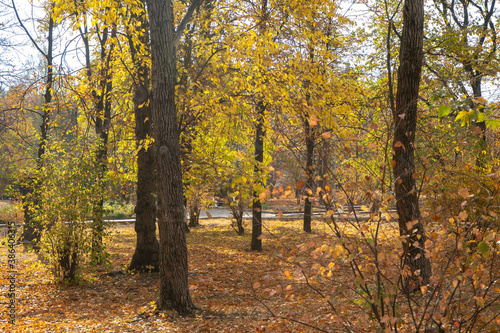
[477,112,486,122]
[486,119,500,130]
[478,242,488,254]
[438,105,451,117]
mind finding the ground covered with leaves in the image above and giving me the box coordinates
[0,218,355,332]
[1,214,499,332]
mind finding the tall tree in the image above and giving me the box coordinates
[12,0,54,247]
[392,0,431,289]
[250,0,268,252]
[428,0,499,166]
[91,23,116,262]
[146,0,202,314]
[125,0,159,271]
[251,100,266,251]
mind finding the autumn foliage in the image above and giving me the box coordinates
[1,0,500,331]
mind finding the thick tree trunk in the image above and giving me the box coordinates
[147,0,196,314]
[393,0,431,290]
[127,1,160,271]
[303,116,314,233]
[251,101,266,251]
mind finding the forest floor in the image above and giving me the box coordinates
[1,201,499,332]
[0,215,386,333]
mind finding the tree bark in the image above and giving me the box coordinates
[92,26,116,263]
[303,116,314,233]
[393,0,431,290]
[188,200,200,228]
[147,0,197,314]
[251,101,265,251]
[250,0,268,251]
[127,1,160,271]
[229,194,245,235]
[15,1,54,247]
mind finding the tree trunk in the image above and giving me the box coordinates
[303,116,314,233]
[250,0,268,251]
[251,101,266,251]
[236,197,245,235]
[18,5,54,248]
[147,0,196,314]
[92,26,116,263]
[468,71,487,167]
[229,195,245,235]
[188,201,200,228]
[127,1,160,271]
[393,0,431,290]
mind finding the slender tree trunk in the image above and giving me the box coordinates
[188,199,200,228]
[303,116,314,233]
[92,26,116,263]
[147,0,199,314]
[250,0,268,251]
[251,101,266,251]
[467,71,487,167]
[229,194,245,235]
[393,0,431,290]
[18,4,54,247]
[127,2,160,271]
[236,195,245,235]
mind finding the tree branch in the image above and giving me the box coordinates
[174,0,204,49]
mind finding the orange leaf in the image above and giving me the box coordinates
[458,188,469,199]
[309,115,318,126]
[253,282,261,289]
[472,126,483,135]
[322,132,331,139]
[296,180,305,189]
[394,141,405,150]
